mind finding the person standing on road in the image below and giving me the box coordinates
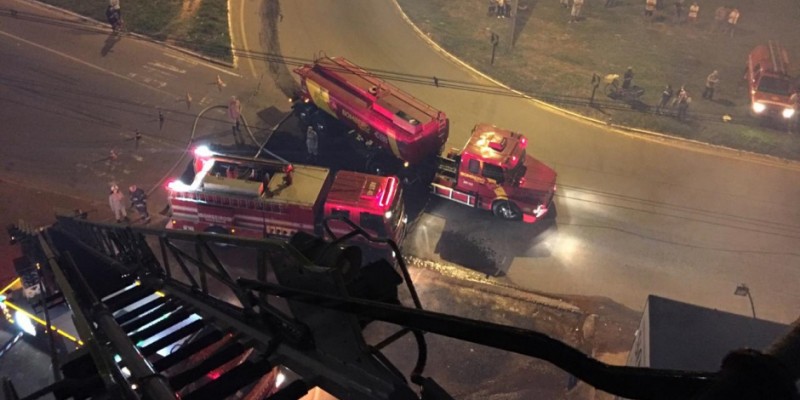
[702,70,720,100]
[687,2,699,23]
[128,185,150,223]
[109,184,128,223]
[622,67,634,89]
[656,84,674,115]
[726,8,740,37]
[306,125,319,162]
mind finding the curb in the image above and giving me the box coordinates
[389,0,800,172]
[406,256,582,313]
[20,0,234,68]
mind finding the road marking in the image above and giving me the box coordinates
[162,51,241,77]
[142,64,175,78]
[236,0,258,78]
[0,29,177,97]
[148,61,186,74]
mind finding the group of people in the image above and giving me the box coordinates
[108,184,150,224]
[654,84,692,120]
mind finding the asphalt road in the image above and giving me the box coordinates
[272,0,800,324]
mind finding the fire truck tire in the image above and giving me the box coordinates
[492,200,522,221]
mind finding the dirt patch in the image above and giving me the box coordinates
[165,0,203,41]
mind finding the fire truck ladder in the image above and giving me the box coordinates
[5,215,800,400]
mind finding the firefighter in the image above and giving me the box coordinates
[306,125,319,162]
[282,165,294,187]
[108,184,128,223]
[128,185,150,223]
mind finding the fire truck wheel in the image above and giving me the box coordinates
[492,200,522,221]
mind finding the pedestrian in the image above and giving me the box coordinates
[656,84,674,114]
[622,67,634,90]
[108,184,128,223]
[561,0,570,9]
[105,5,121,31]
[677,96,691,121]
[644,0,656,19]
[687,2,699,23]
[128,185,151,223]
[570,0,584,22]
[497,0,507,17]
[672,85,688,107]
[674,0,684,23]
[488,0,499,16]
[306,125,319,162]
[713,6,728,32]
[727,8,740,37]
[702,70,720,100]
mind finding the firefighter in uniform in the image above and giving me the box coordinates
[129,185,151,223]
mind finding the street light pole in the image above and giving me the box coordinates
[734,283,756,319]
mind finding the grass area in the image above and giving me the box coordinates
[40,0,232,61]
[397,0,800,159]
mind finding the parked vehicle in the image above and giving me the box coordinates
[292,57,557,223]
[167,146,407,247]
[746,41,796,120]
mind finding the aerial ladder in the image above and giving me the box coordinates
[2,216,799,400]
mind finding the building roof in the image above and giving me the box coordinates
[645,295,790,372]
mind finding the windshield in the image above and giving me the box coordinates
[757,76,793,96]
[508,149,527,185]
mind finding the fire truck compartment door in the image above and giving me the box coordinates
[197,203,234,226]
[306,79,336,116]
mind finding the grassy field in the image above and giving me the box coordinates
[40,0,232,61]
[397,0,800,159]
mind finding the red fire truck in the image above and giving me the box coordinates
[167,146,407,246]
[292,57,557,223]
[431,123,556,223]
[746,42,797,120]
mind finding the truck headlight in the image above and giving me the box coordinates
[782,108,795,119]
[752,102,766,114]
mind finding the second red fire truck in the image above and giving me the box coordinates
[293,56,557,223]
[167,146,406,246]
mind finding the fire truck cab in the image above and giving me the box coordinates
[431,124,557,223]
[746,41,797,120]
[167,147,406,247]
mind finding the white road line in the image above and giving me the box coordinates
[0,30,176,97]
[162,51,241,77]
[236,0,258,78]
[147,61,187,74]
